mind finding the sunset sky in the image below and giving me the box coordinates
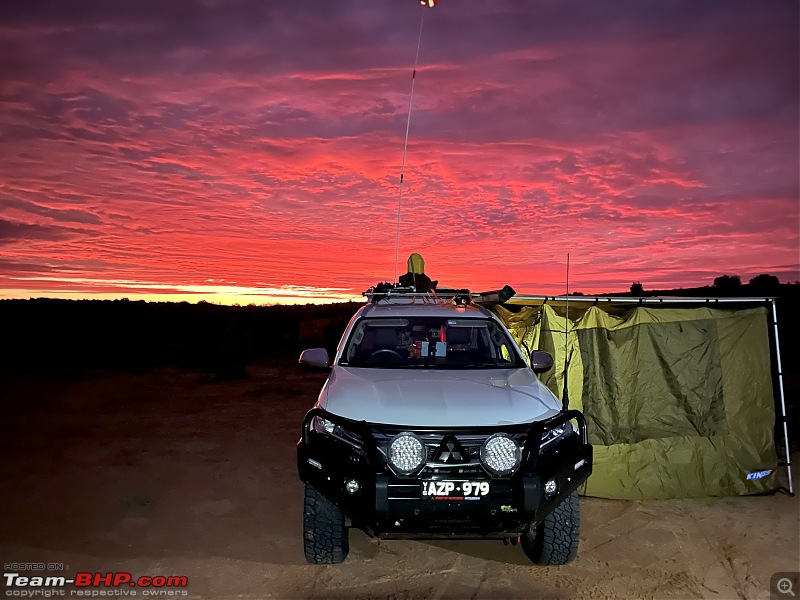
[1,0,798,304]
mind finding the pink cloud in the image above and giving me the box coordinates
[0,0,796,302]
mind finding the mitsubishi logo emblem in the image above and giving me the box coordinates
[433,435,467,464]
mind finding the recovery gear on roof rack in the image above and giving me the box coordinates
[363,284,470,305]
[363,283,517,307]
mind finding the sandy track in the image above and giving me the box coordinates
[1,364,797,600]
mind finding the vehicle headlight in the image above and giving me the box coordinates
[541,421,574,449]
[388,432,426,475]
[480,433,521,476]
[311,415,335,434]
[311,415,362,448]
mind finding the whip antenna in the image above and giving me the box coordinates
[394,8,425,283]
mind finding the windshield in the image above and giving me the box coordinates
[340,316,526,369]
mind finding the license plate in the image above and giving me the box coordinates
[421,480,490,500]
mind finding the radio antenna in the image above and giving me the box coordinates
[563,252,570,410]
[394,8,425,283]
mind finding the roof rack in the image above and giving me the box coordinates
[362,283,516,306]
[363,283,472,305]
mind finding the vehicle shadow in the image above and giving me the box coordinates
[419,539,534,565]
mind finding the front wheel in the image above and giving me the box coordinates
[522,491,580,565]
[303,484,349,564]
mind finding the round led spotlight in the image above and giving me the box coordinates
[544,478,558,498]
[480,433,521,476]
[345,479,360,495]
[388,432,426,475]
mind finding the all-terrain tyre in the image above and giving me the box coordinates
[522,491,580,565]
[303,484,349,564]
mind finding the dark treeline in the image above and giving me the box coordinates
[1,279,797,378]
[0,298,360,378]
[624,275,796,298]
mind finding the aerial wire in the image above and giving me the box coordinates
[394,7,426,283]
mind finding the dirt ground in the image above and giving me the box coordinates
[1,362,797,600]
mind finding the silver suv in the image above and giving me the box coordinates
[296,286,592,564]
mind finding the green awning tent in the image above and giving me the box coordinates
[492,295,790,499]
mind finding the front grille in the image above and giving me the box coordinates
[372,431,528,476]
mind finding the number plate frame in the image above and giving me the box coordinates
[421,480,490,500]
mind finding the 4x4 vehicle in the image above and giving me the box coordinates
[297,286,592,564]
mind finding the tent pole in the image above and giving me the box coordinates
[563,253,569,410]
[770,298,793,494]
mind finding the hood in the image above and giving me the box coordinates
[318,367,562,427]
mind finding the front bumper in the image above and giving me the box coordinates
[297,409,592,538]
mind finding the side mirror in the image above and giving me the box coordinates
[298,348,331,369]
[529,350,554,373]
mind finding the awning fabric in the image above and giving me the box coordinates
[493,300,778,499]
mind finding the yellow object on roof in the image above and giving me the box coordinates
[407,253,425,274]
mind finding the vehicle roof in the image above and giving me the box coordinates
[357,301,493,319]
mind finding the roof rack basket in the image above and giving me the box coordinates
[362,283,515,306]
[363,284,472,305]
